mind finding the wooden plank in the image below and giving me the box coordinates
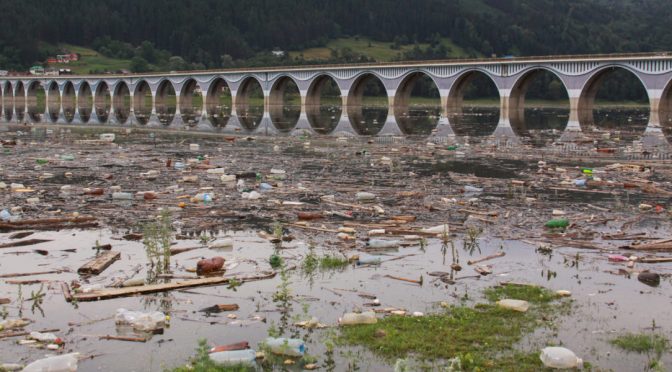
[0,239,52,249]
[77,251,121,275]
[68,272,276,302]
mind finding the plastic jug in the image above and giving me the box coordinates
[22,353,79,372]
[265,337,305,357]
[209,349,257,367]
[496,299,530,312]
[114,308,166,332]
[540,347,583,369]
[339,311,378,325]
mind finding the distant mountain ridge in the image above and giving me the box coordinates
[1,0,670,70]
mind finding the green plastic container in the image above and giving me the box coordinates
[545,218,569,228]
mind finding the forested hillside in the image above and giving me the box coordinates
[1,0,671,71]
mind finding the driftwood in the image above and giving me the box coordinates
[0,216,98,231]
[0,239,52,249]
[638,257,672,263]
[77,251,121,275]
[384,274,423,285]
[467,251,506,265]
[200,303,240,313]
[0,328,60,340]
[624,239,672,251]
[99,335,147,342]
[169,246,203,255]
[0,269,68,279]
[66,272,276,302]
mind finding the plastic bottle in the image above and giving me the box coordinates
[22,353,79,372]
[339,312,378,325]
[0,363,23,371]
[173,162,185,170]
[356,192,376,202]
[259,183,273,191]
[29,331,60,343]
[545,218,569,228]
[114,308,166,332]
[264,337,305,357]
[367,239,400,249]
[356,256,382,265]
[464,185,483,193]
[112,192,133,200]
[209,349,257,367]
[421,224,450,234]
[207,168,225,174]
[208,238,234,250]
[539,347,583,369]
[0,319,30,331]
[0,209,11,221]
[496,299,530,312]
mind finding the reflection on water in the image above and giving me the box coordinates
[347,106,388,135]
[1,101,667,148]
[237,105,264,131]
[587,108,649,143]
[207,104,231,128]
[511,108,569,147]
[269,105,300,133]
[395,107,440,136]
[449,107,500,138]
[307,105,341,134]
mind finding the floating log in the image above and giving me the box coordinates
[638,257,672,264]
[200,303,240,313]
[99,335,147,343]
[624,239,672,251]
[0,269,68,279]
[0,217,98,231]
[467,251,506,265]
[0,239,52,249]
[77,251,121,275]
[66,272,276,302]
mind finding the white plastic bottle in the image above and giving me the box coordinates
[22,353,79,372]
[367,239,400,249]
[209,349,257,367]
[540,347,583,369]
[264,337,305,357]
[339,311,378,325]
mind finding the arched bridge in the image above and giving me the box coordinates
[2,52,672,138]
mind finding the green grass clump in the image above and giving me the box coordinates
[610,333,669,354]
[319,255,349,270]
[484,284,558,304]
[340,285,569,370]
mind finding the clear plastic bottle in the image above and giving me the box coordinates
[367,239,400,249]
[540,347,583,369]
[356,256,382,265]
[496,299,530,312]
[0,318,30,331]
[111,192,133,200]
[22,353,79,372]
[339,311,378,325]
[264,337,305,357]
[29,331,59,343]
[114,308,166,332]
[209,349,257,367]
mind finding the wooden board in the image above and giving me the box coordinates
[77,251,121,275]
[68,272,276,302]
